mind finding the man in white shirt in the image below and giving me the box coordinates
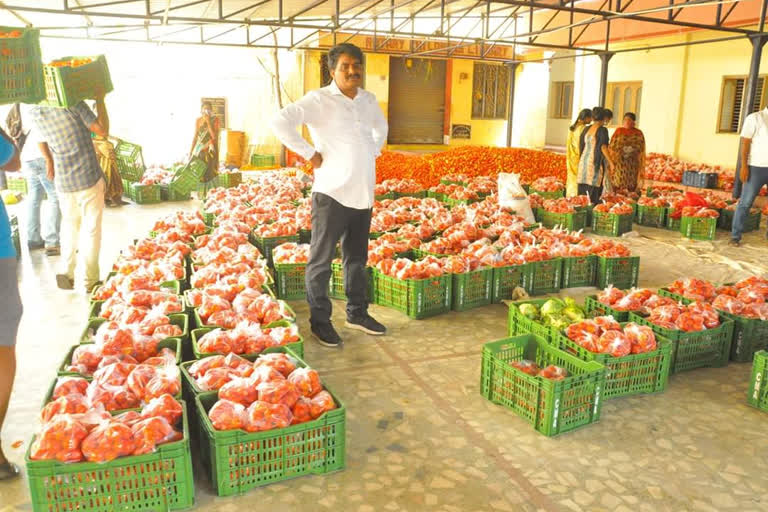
[272,43,388,347]
[731,107,768,245]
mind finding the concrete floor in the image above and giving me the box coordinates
[2,199,768,512]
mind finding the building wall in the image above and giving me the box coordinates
[545,54,576,147]
[25,38,303,166]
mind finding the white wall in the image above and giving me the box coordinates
[511,61,550,148]
[545,54,576,147]
[17,38,303,165]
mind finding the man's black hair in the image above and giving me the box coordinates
[327,43,364,70]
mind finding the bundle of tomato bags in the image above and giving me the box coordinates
[376,178,423,195]
[196,293,294,329]
[197,321,300,356]
[273,243,310,264]
[637,196,668,208]
[530,177,565,192]
[115,237,189,275]
[376,256,445,280]
[645,302,721,332]
[50,352,181,414]
[207,354,335,431]
[566,317,658,356]
[69,325,178,376]
[152,211,208,238]
[466,176,496,195]
[542,198,575,214]
[674,276,768,320]
[96,290,184,322]
[252,219,298,238]
[32,394,183,463]
[593,201,634,215]
[597,286,678,313]
[510,360,568,380]
[139,166,176,186]
[680,206,719,218]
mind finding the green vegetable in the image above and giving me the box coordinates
[564,297,577,309]
[540,298,565,318]
[547,315,571,331]
[518,303,540,320]
[563,305,585,322]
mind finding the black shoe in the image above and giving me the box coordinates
[729,239,741,247]
[345,314,386,336]
[311,322,342,348]
[28,241,44,250]
[56,274,74,290]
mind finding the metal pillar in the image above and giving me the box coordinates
[505,61,520,148]
[734,33,768,198]
[598,52,614,107]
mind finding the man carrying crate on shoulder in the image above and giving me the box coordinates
[271,43,389,347]
[31,91,110,293]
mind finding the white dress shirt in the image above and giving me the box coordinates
[271,80,388,210]
[741,107,768,167]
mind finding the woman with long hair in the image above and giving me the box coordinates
[609,112,646,192]
[578,107,616,204]
[566,108,592,197]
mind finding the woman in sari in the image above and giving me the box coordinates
[566,109,592,197]
[92,135,126,207]
[578,107,615,204]
[609,112,645,192]
[189,101,220,184]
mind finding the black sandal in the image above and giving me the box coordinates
[0,461,20,481]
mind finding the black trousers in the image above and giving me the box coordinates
[578,183,603,205]
[306,192,371,326]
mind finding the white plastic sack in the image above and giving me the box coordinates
[498,173,536,224]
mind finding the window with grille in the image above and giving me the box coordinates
[550,82,574,119]
[472,63,509,120]
[605,81,643,126]
[718,76,767,133]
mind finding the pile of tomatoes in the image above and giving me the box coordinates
[671,276,768,321]
[206,353,335,432]
[31,394,183,463]
[530,177,565,193]
[598,286,678,313]
[273,243,310,264]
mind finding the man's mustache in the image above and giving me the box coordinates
[347,75,361,79]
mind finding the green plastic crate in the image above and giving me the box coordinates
[492,265,531,303]
[196,352,345,495]
[551,329,673,400]
[747,351,768,411]
[374,271,452,319]
[160,183,191,201]
[680,216,717,241]
[7,176,27,195]
[393,190,427,199]
[561,255,597,288]
[217,172,242,188]
[480,335,605,437]
[169,158,207,197]
[299,229,311,244]
[250,233,300,267]
[375,192,395,201]
[114,140,145,182]
[591,212,633,237]
[43,55,113,107]
[125,182,161,204]
[0,26,45,105]
[584,295,630,322]
[537,209,588,231]
[722,313,768,363]
[506,299,555,341]
[250,153,275,167]
[451,268,492,312]
[58,338,182,377]
[411,248,450,260]
[273,261,306,300]
[328,262,374,301]
[81,314,189,345]
[717,208,761,232]
[529,188,564,199]
[665,209,682,231]
[596,256,639,290]
[26,400,194,512]
[635,204,667,228]
[628,313,734,374]
[527,258,562,296]
[197,179,220,201]
[190,321,303,360]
